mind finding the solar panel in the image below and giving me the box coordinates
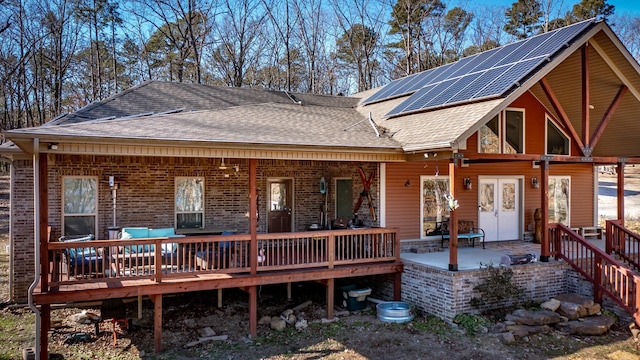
[363,18,595,111]
[385,83,440,116]
[473,57,545,99]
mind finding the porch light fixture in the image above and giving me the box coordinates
[531,177,540,189]
[48,143,58,150]
[463,177,472,190]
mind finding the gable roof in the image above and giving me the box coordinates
[359,19,640,156]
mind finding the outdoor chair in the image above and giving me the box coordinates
[60,234,103,277]
[440,220,486,249]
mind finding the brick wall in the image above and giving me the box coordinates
[10,155,379,302]
[11,160,35,303]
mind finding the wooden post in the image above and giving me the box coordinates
[393,272,402,301]
[617,161,625,225]
[249,285,257,337]
[540,158,550,262]
[249,159,257,275]
[582,44,590,148]
[154,294,162,353]
[287,282,292,301]
[138,295,143,319]
[326,278,334,320]
[448,161,458,271]
[217,288,223,308]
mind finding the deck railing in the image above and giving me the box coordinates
[549,223,640,325]
[606,220,640,271]
[46,228,399,289]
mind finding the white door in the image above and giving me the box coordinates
[478,178,521,242]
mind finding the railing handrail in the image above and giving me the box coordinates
[45,228,400,290]
[606,219,640,271]
[551,223,640,325]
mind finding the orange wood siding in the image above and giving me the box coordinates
[385,91,596,241]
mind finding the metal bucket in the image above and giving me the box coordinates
[376,301,414,323]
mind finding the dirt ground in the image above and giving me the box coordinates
[1,173,640,359]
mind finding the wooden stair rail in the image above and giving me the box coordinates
[549,223,640,326]
[606,219,640,271]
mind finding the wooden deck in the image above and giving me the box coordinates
[35,227,403,353]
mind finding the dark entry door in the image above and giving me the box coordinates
[268,179,292,232]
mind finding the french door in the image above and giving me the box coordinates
[478,178,521,242]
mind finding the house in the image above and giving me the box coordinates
[2,18,640,358]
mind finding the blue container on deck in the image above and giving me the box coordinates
[336,285,371,311]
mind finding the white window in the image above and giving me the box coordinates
[63,176,98,236]
[546,116,570,155]
[175,177,204,229]
[478,109,525,154]
[548,176,570,226]
[421,176,450,238]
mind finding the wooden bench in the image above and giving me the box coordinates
[580,226,603,239]
[439,220,486,249]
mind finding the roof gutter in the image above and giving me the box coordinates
[27,138,42,359]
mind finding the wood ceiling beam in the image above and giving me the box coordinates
[539,77,586,155]
[589,85,627,149]
[582,44,590,148]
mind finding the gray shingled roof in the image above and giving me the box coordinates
[51,81,360,125]
[13,102,400,149]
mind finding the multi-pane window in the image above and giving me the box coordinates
[175,177,204,229]
[548,176,570,225]
[421,176,450,237]
[478,109,525,154]
[546,117,570,155]
[63,177,97,236]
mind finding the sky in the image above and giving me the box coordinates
[476,0,639,16]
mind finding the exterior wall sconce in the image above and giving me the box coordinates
[531,177,539,189]
[463,177,472,190]
[48,143,58,150]
[404,179,411,187]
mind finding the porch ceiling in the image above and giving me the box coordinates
[529,29,640,158]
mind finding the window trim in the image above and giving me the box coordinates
[545,114,571,156]
[62,176,98,236]
[503,107,526,154]
[420,175,451,239]
[175,176,205,229]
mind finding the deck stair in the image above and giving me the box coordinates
[550,220,640,326]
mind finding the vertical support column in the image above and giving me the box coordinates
[617,161,625,225]
[249,285,257,337]
[326,278,334,320]
[249,159,257,275]
[393,272,402,301]
[154,294,163,353]
[217,288,223,308]
[540,158,550,262]
[582,43,590,148]
[448,161,458,271]
[39,154,49,292]
[287,282,292,302]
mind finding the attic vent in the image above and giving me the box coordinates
[284,91,302,105]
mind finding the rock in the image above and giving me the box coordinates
[608,350,640,360]
[553,293,601,320]
[281,309,296,325]
[491,322,507,333]
[197,327,216,337]
[321,317,339,324]
[631,328,640,339]
[540,299,561,312]
[184,335,228,348]
[555,315,615,335]
[505,309,563,326]
[295,319,308,331]
[258,315,272,325]
[502,332,516,344]
[270,317,286,331]
[505,324,552,337]
[69,310,100,325]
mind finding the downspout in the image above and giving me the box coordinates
[27,138,41,359]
